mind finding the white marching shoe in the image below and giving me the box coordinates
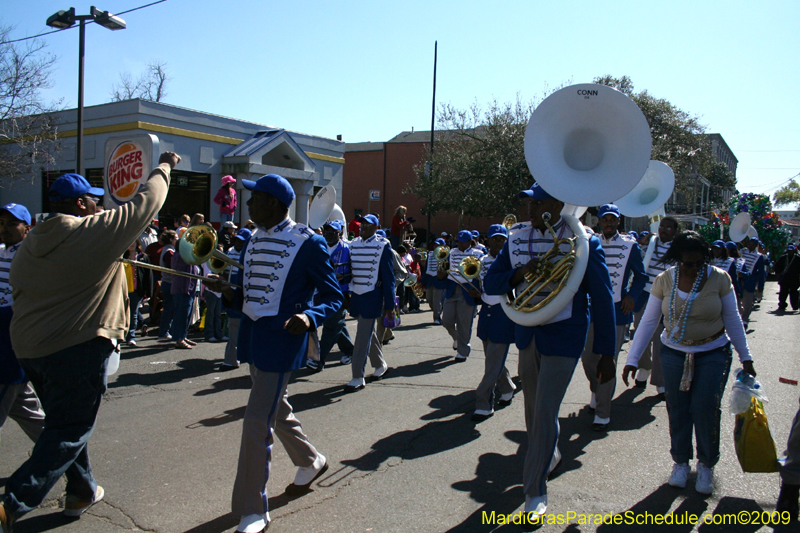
[236,513,270,533]
[668,463,691,488]
[695,462,714,494]
[525,493,548,520]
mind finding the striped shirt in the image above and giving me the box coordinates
[643,237,672,293]
[0,243,21,308]
[741,249,761,274]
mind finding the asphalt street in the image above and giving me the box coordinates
[2,281,800,533]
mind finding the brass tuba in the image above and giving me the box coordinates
[179,224,244,272]
[502,83,652,327]
[433,245,450,271]
[502,214,517,229]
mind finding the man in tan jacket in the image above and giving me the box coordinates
[0,152,179,531]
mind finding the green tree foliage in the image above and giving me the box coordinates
[408,96,535,221]
[0,25,61,184]
[773,179,800,215]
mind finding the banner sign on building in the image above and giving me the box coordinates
[104,134,160,208]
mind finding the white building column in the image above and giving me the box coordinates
[291,180,314,225]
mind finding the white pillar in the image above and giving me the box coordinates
[291,180,314,225]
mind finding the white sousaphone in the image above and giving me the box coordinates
[615,160,675,269]
[308,185,337,229]
[327,203,347,238]
[746,225,758,241]
[501,83,652,327]
[729,212,751,243]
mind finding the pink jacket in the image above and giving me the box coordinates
[214,185,236,215]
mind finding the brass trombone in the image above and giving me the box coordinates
[448,255,482,294]
[433,245,450,271]
[120,224,244,287]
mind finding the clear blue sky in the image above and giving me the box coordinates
[4,0,799,205]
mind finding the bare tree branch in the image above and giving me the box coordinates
[109,61,169,102]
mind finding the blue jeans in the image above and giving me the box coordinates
[221,212,233,223]
[204,292,223,340]
[170,293,194,342]
[661,343,732,467]
[319,305,354,366]
[159,282,174,337]
[128,292,144,340]
[3,337,112,518]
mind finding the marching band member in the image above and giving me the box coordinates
[210,174,342,533]
[580,204,646,431]
[439,230,484,362]
[219,229,251,371]
[472,224,516,422]
[0,203,45,445]
[740,238,765,330]
[425,238,447,324]
[631,217,679,394]
[308,219,354,372]
[484,183,616,521]
[345,214,395,392]
[471,230,487,254]
[710,240,740,295]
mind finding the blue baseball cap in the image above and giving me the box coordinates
[487,224,508,239]
[598,204,621,219]
[457,230,472,243]
[628,231,638,240]
[324,219,344,232]
[48,173,104,202]
[519,182,553,201]
[640,231,650,237]
[358,214,379,226]
[434,238,446,246]
[712,240,725,248]
[748,238,760,246]
[0,203,31,225]
[375,229,386,237]
[234,228,252,241]
[471,230,480,238]
[242,174,295,207]
[725,241,738,252]
[788,245,796,251]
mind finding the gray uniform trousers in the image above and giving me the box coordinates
[632,305,665,387]
[781,397,800,485]
[0,383,45,442]
[352,315,386,379]
[223,317,241,367]
[232,366,320,517]
[519,342,578,498]
[475,340,515,412]
[741,290,756,323]
[442,289,476,358]
[580,324,626,420]
[427,285,444,321]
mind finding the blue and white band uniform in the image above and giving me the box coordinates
[426,248,447,289]
[329,240,351,292]
[480,253,502,306]
[446,246,484,301]
[242,218,315,321]
[226,246,241,280]
[350,234,389,295]
[506,220,573,324]
[643,238,672,293]
[740,249,765,292]
[0,243,21,308]
[598,232,647,325]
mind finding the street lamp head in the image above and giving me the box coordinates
[46,7,76,29]
[91,6,126,30]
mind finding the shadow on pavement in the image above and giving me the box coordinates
[110,358,218,388]
[446,430,527,532]
[194,375,252,396]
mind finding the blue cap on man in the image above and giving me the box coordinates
[0,203,32,225]
[598,204,621,219]
[628,231,638,240]
[519,182,553,201]
[456,230,473,243]
[358,214,380,226]
[325,219,344,232]
[48,174,105,202]
[434,238,446,246]
[234,228,252,241]
[471,230,480,239]
[376,229,386,238]
[241,174,295,207]
[725,241,738,252]
[711,240,725,248]
[486,224,508,239]
[789,245,797,251]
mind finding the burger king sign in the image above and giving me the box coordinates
[104,134,160,208]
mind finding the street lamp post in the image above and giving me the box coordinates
[46,6,126,176]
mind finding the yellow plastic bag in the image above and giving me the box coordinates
[733,397,779,472]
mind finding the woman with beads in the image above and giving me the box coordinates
[622,231,756,496]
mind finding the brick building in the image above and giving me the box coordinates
[344,130,502,244]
